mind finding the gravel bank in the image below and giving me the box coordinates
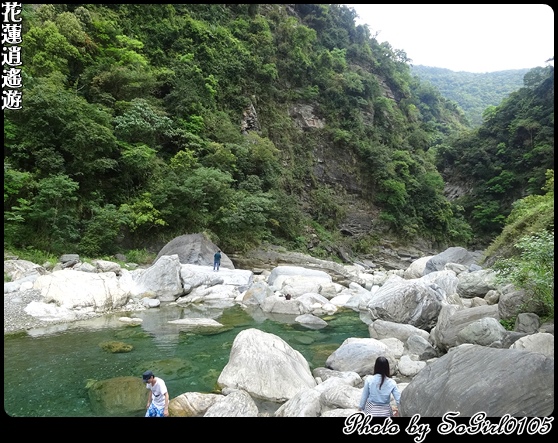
[4,289,47,334]
[3,289,100,335]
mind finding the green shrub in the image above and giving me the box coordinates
[351,233,381,254]
[10,247,58,267]
[499,318,516,331]
[125,248,156,265]
[493,230,554,320]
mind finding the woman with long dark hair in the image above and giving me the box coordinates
[358,356,401,417]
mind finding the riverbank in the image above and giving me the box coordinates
[4,289,49,334]
[4,288,104,335]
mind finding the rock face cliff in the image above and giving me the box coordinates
[283,78,403,242]
[241,97,389,248]
[311,137,377,235]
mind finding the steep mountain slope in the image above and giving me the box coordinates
[411,65,529,126]
[3,4,551,263]
[435,66,554,246]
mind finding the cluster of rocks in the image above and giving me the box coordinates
[3,236,554,417]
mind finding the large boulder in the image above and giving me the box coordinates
[404,256,433,279]
[364,274,446,331]
[368,319,430,342]
[498,283,539,319]
[33,270,129,311]
[325,337,393,376]
[267,265,332,290]
[180,264,253,291]
[510,332,554,358]
[399,344,554,417]
[423,247,482,275]
[87,376,148,416]
[125,254,184,301]
[4,259,47,281]
[169,392,222,417]
[230,246,359,283]
[455,317,508,346]
[155,233,234,269]
[274,388,322,417]
[260,294,305,315]
[217,328,317,402]
[203,389,259,417]
[430,304,500,351]
[456,269,498,298]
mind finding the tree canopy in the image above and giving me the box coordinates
[4,4,553,261]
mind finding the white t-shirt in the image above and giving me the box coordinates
[146,377,168,409]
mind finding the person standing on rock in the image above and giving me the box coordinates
[143,370,169,417]
[358,356,401,417]
[213,250,222,271]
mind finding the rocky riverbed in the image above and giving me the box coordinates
[4,289,95,334]
[4,287,153,335]
[5,239,439,336]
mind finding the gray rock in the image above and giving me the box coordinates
[397,354,426,377]
[59,254,80,264]
[399,344,554,417]
[456,269,497,298]
[325,337,393,376]
[365,275,446,331]
[430,304,500,352]
[4,259,47,281]
[295,313,328,330]
[424,247,482,275]
[510,332,554,358]
[274,389,322,417]
[312,368,362,386]
[501,331,529,348]
[498,283,539,319]
[514,312,540,334]
[203,388,259,417]
[405,334,438,360]
[369,319,430,342]
[456,317,507,347]
[132,255,184,301]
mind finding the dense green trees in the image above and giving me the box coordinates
[3,4,553,263]
[411,66,529,127]
[435,66,554,244]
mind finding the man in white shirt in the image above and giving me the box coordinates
[143,370,169,417]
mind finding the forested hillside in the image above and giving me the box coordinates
[411,65,529,127]
[435,65,554,246]
[3,4,554,265]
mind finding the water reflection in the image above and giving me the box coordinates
[4,303,369,417]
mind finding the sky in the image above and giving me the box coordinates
[345,4,554,73]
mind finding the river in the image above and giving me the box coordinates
[4,302,369,417]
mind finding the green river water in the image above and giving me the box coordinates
[4,303,369,417]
